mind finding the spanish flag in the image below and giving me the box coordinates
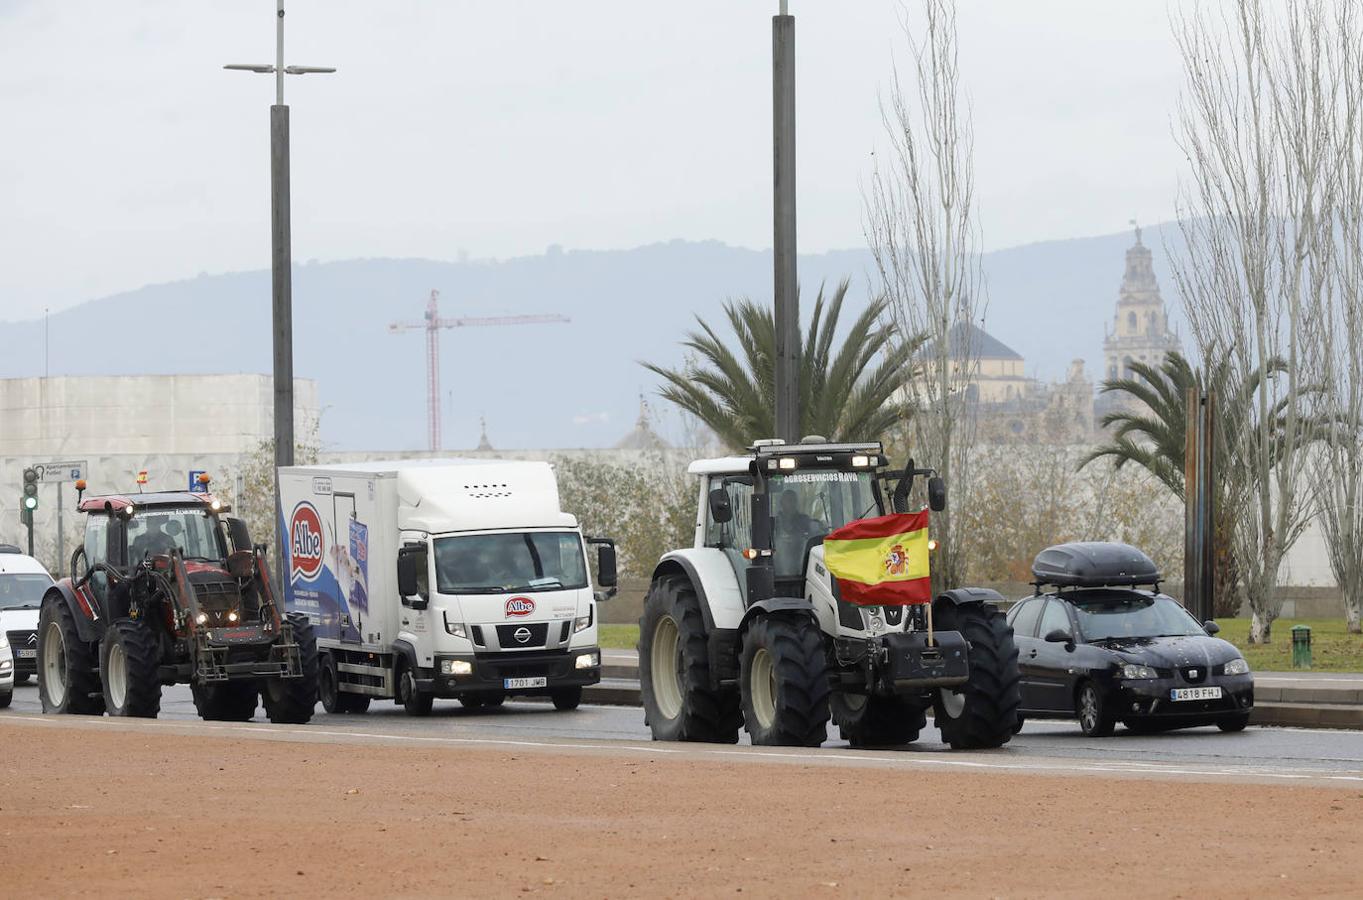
[822,511,931,606]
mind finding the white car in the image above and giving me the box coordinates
[0,547,55,695]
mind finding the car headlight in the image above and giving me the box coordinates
[443,612,466,639]
[0,658,11,673]
[1119,663,1158,680]
[1223,657,1250,676]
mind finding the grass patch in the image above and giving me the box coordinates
[599,624,640,650]
[1214,617,1363,672]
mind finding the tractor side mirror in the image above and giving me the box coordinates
[70,546,89,585]
[225,517,253,555]
[927,476,948,512]
[1203,620,1220,635]
[1044,627,1074,645]
[397,545,429,609]
[708,488,733,524]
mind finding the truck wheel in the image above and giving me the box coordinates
[263,613,319,725]
[319,654,343,714]
[397,662,433,717]
[100,619,162,718]
[551,686,582,711]
[193,681,258,721]
[932,602,1021,749]
[1076,681,1115,737]
[739,615,830,747]
[831,691,926,748]
[638,576,741,743]
[37,595,105,715]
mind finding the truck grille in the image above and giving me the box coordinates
[495,622,548,648]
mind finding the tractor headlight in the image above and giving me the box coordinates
[575,651,599,670]
[124,502,135,517]
[1119,663,1158,680]
[778,457,797,470]
[227,611,239,623]
[851,455,870,467]
[443,612,467,638]
[1223,657,1250,676]
[195,612,209,626]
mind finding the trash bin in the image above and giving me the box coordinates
[1291,624,1312,669]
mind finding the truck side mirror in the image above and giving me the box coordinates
[708,488,732,524]
[225,517,253,554]
[927,476,948,512]
[596,543,618,588]
[397,545,429,609]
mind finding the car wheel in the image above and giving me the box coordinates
[1217,713,1250,733]
[1076,682,1115,737]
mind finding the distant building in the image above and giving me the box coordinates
[1098,226,1181,415]
[613,396,670,451]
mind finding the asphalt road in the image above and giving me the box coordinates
[6,680,1361,786]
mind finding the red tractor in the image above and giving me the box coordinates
[37,478,318,722]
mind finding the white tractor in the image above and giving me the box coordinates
[639,438,1021,749]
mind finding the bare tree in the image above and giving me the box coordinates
[865,0,983,592]
[1171,1,1335,642]
[1317,0,1363,634]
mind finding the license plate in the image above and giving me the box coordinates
[17,649,36,659]
[504,676,547,690]
[1171,686,1222,701]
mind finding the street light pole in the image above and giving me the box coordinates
[773,1,799,443]
[226,1,333,558]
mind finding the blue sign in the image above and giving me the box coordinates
[189,470,208,493]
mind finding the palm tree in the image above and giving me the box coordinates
[643,280,922,449]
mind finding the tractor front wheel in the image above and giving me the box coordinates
[193,681,259,721]
[100,619,162,718]
[262,613,319,724]
[739,614,830,747]
[932,602,1021,749]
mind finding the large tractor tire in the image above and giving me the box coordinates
[739,614,831,747]
[932,602,1021,749]
[831,691,926,748]
[100,618,162,718]
[193,681,259,721]
[37,595,105,715]
[638,576,741,743]
[262,613,319,725]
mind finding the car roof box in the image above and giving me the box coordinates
[1032,541,1161,588]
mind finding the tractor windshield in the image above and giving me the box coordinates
[768,470,878,579]
[126,508,225,562]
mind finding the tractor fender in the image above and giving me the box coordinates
[933,587,1007,625]
[651,549,746,631]
[43,581,103,643]
[738,597,818,635]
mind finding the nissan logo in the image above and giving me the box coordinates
[513,627,532,644]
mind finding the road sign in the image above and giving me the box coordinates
[189,470,208,494]
[30,460,87,483]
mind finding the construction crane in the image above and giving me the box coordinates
[389,289,570,451]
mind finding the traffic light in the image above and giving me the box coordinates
[22,467,38,512]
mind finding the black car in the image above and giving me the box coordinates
[1008,542,1254,737]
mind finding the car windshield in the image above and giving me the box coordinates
[0,573,52,610]
[768,469,878,578]
[1072,594,1205,641]
[126,508,223,561]
[433,531,588,594]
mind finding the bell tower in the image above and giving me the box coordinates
[1102,223,1180,385]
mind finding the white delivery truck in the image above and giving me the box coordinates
[277,459,615,716]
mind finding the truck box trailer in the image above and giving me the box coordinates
[277,459,615,715]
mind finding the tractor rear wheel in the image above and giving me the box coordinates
[638,576,741,743]
[831,691,926,748]
[37,595,105,715]
[193,681,258,721]
[739,614,830,747]
[932,602,1021,749]
[100,619,162,718]
[262,613,319,725]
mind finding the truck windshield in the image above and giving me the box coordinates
[768,470,878,579]
[433,532,588,594]
[126,508,224,561]
[0,573,52,610]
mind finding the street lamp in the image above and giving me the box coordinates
[773,1,798,442]
[225,1,334,475]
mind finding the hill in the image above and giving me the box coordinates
[0,226,1184,450]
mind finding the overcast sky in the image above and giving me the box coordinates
[0,1,1186,321]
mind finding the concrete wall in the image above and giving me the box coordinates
[0,375,318,457]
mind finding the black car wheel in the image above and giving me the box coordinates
[1076,681,1114,737]
[1217,713,1250,733]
